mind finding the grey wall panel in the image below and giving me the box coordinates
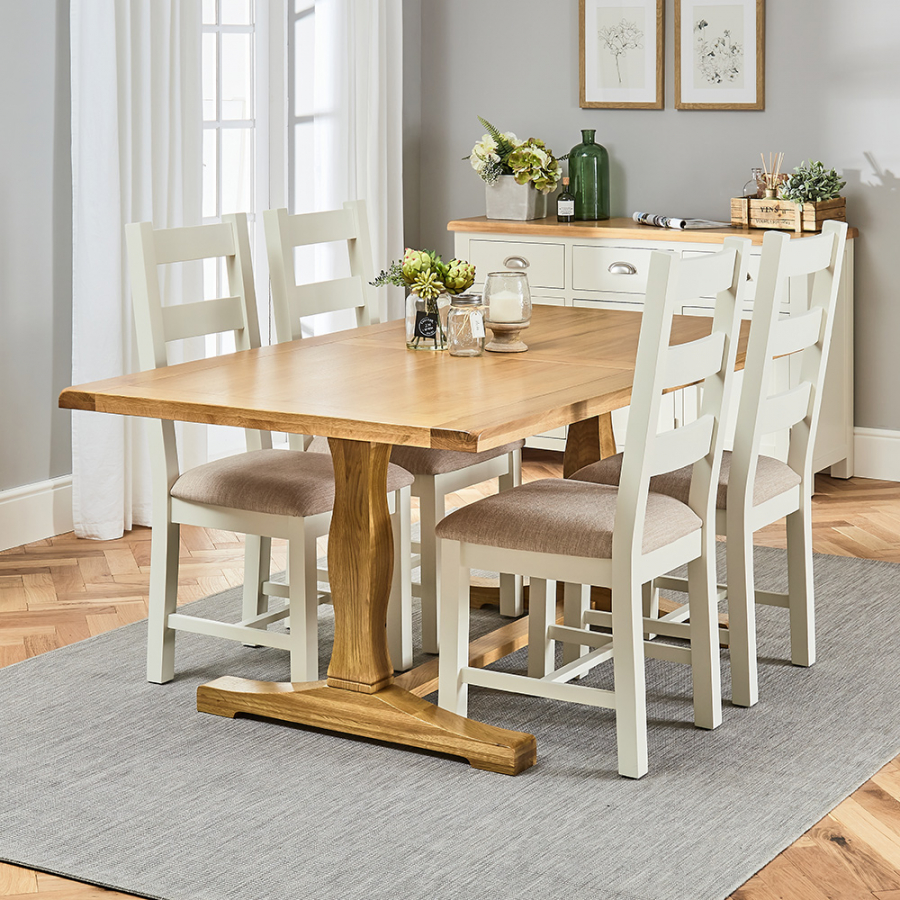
[0,0,72,491]
[413,0,900,430]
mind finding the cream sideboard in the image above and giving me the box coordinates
[449,216,856,477]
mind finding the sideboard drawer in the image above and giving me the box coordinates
[572,245,656,294]
[468,239,565,290]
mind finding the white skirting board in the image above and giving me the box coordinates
[0,475,74,552]
[853,428,900,483]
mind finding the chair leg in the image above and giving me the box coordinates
[147,515,180,684]
[241,535,272,643]
[418,480,442,655]
[562,582,589,666]
[498,451,524,618]
[611,570,648,778]
[786,491,815,667]
[387,487,413,671]
[527,578,556,678]
[287,522,319,683]
[727,515,759,708]
[687,548,723,730]
[437,539,470,717]
[644,576,660,622]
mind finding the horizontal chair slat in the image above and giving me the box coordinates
[781,232,835,278]
[162,296,246,343]
[760,382,813,434]
[154,222,235,264]
[651,414,715,476]
[284,207,356,247]
[676,247,738,304]
[770,308,824,358]
[664,332,725,391]
[291,276,366,319]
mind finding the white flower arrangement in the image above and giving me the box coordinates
[468,118,561,195]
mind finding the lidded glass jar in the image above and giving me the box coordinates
[447,293,486,357]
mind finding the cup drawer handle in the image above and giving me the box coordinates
[608,261,638,275]
[503,255,530,270]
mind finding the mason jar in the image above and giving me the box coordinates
[447,293,486,357]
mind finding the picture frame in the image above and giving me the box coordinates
[675,0,765,110]
[580,0,664,110]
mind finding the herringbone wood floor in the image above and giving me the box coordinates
[2,453,899,899]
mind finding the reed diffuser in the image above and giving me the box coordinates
[760,152,786,198]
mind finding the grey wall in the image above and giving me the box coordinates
[410,0,900,432]
[0,0,72,491]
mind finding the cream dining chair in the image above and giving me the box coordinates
[436,238,750,778]
[126,213,414,684]
[571,221,849,710]
[263,201,525,664]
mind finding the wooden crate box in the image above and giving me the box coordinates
[731,196,846,233]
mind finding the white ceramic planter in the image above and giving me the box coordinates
[485,175,548,221]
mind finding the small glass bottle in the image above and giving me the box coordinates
[742,167,764,199]
[557,176,575,223]
[447,293,486,357]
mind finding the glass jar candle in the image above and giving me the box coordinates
[447,293,486,357]
[483,271,532,325]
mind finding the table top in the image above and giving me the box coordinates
[58,305,743,454]
[447,215,859,244]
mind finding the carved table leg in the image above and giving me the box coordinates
[563,412,617,478]
[198,437,536,775]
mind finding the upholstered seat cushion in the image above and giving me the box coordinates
[309,436,524,477]
[570,450,801,509]
[435,478,701,559]
[170,449,414,518]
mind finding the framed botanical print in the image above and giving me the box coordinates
[580,0,665,109]
[675,0,765,110]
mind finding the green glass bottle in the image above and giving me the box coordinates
[568,129,610,220]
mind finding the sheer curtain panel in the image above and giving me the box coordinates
[70,0,202,539]
[313,0,405,325]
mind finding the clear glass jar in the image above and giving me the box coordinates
[448,293,486,357]
[483,271,532,326]
[405,290,450,351]
[742,167,764,199]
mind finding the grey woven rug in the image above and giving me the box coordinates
[1,546,898,900]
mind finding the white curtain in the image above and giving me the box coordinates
[314,0,405,325]
[70,0,202,540]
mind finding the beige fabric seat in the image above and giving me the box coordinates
[571,450,801,510]
[172,448,414,518]
[309,436,525,478]
[437,479,700,559]
[390,441,525,477]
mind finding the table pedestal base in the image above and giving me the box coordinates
[198,677,537,775]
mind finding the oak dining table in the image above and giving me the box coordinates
[59,304,746,775]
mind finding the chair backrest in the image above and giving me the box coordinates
[125,213,271,466]
[615,238,750,559]
[729,220,848,507]
[263,200,379,343]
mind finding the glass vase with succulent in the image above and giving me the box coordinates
[373,248,476,351]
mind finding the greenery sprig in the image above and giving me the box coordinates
[779,160,845,204]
